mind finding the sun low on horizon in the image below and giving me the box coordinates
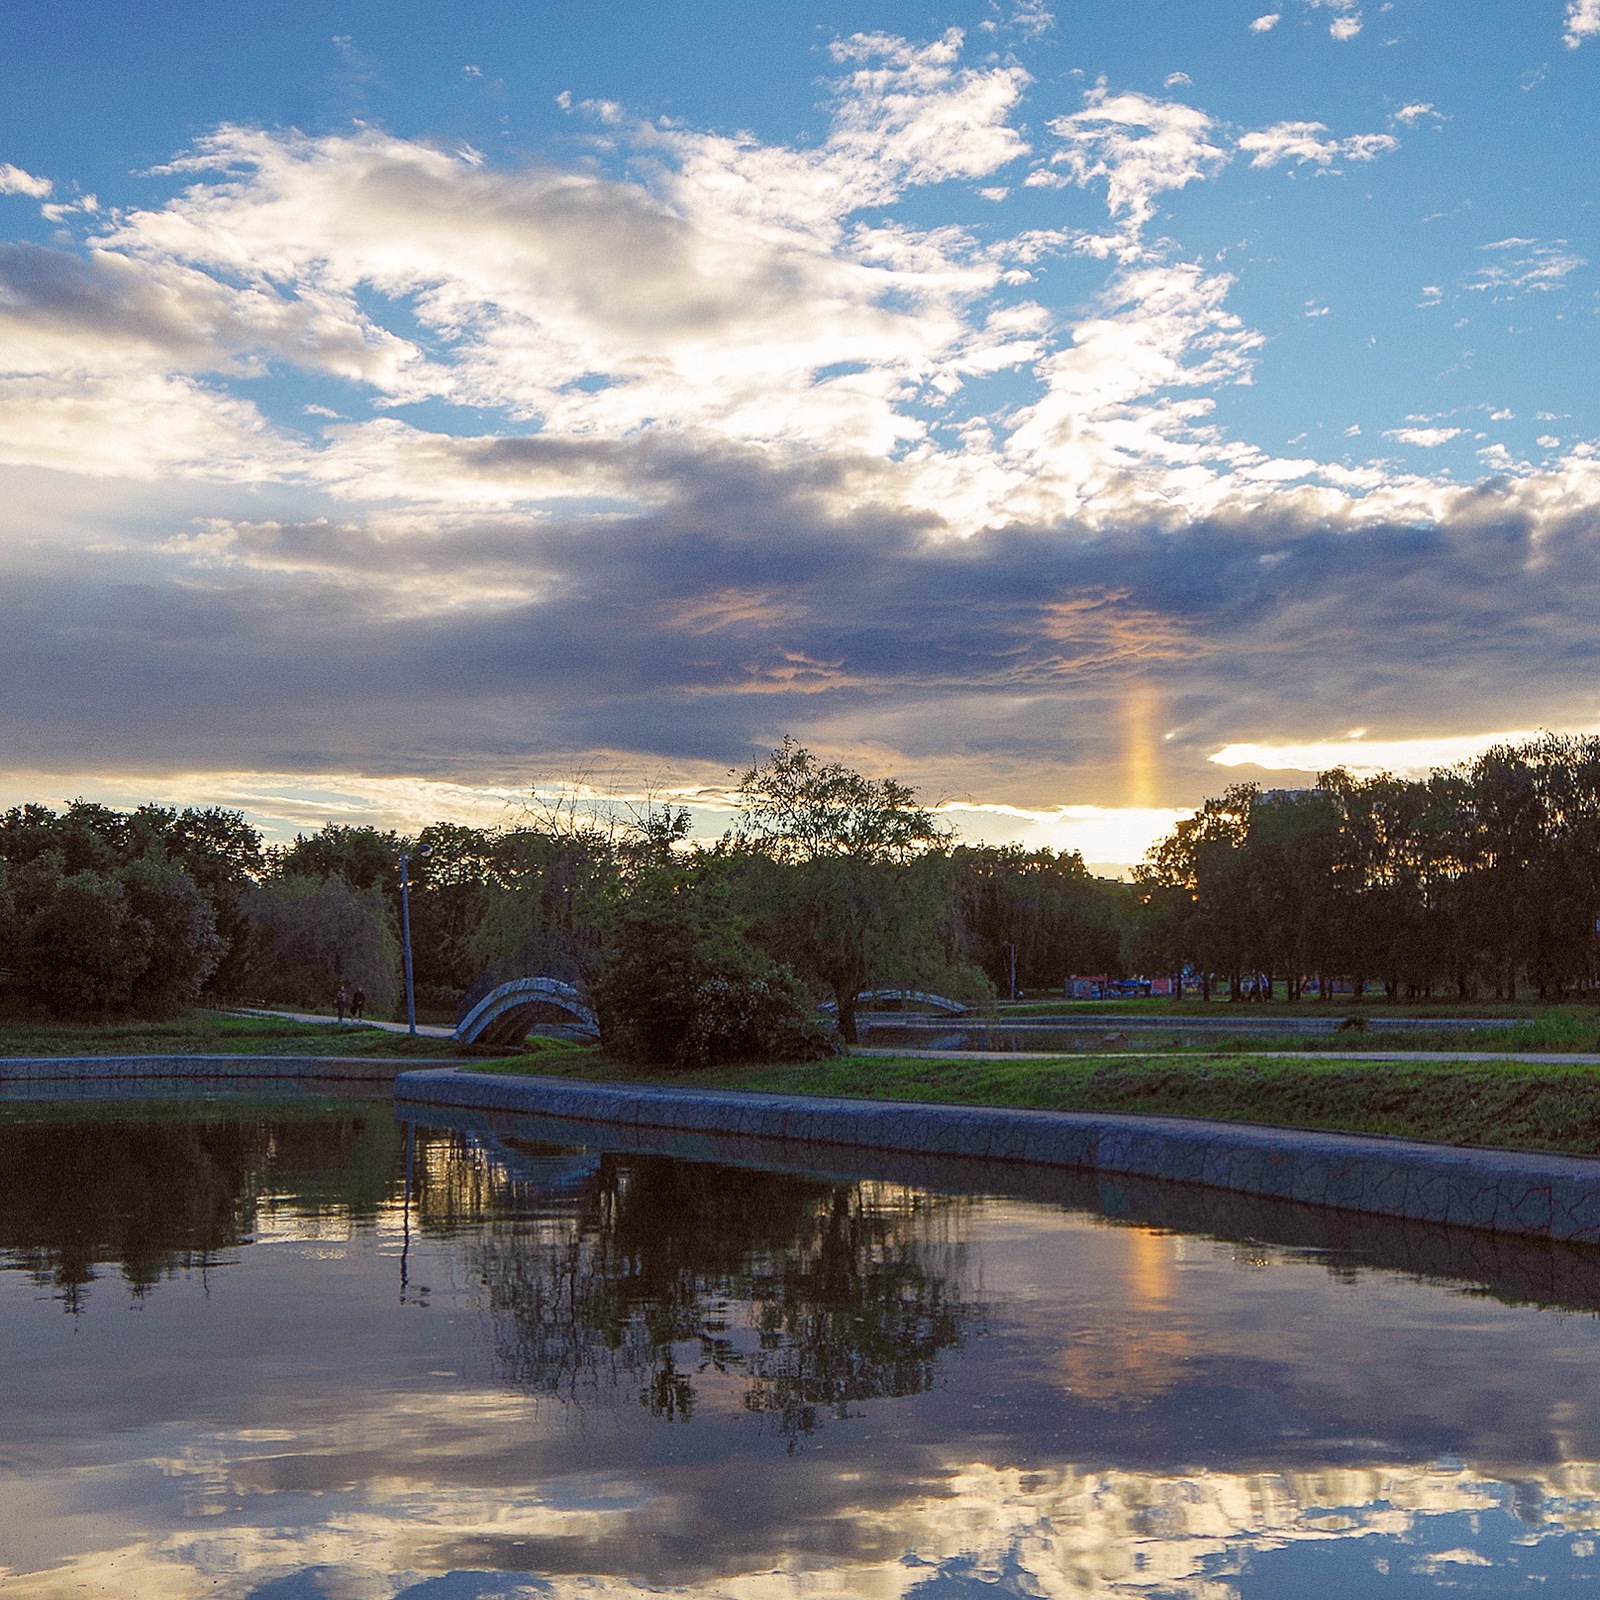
[3,0,1599,870]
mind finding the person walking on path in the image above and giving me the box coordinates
[335,982,349,1023]
[351,986,366,1022]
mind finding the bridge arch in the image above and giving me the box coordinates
[818,988,969,1016]
[455,976,599,1047]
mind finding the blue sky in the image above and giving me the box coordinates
[2,0,1598,866]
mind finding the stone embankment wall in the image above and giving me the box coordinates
[395,1067,1600,1246]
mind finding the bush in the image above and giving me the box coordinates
[594,901,835,1070]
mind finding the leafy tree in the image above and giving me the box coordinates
[955,845,1124,994]
[729,740,968,1041]
[239,875,400,1013]
[732,737,949,863]
[272,824,403,894]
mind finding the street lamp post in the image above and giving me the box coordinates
[400,849,418,1036]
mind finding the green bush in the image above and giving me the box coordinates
[594,902,835,1070]
[2,855,219,1019]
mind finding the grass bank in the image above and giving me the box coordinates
[996,997,1552,1019]
[470,1044,1600,1159]
[0,1010,456,1058]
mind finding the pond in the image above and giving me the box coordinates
[2,1089,1600,1597]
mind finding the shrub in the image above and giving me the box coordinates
[594,901,834,1070]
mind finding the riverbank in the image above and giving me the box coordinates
[470,1044,1600,1159]
[398,1067,1600,1246]
[0,1011,460,1058]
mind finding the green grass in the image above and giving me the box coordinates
[0,1009,458,1058]
[470,1045,1600,1158]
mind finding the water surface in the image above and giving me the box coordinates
[2,1091,1599,1597]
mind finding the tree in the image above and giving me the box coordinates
[955,845,1124,994]
[732,737,949,864]
[729,740,976,1042]
[239,875,401,1013]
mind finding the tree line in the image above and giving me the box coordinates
[1133,734,1600,1002]
[0,740,1127,1058]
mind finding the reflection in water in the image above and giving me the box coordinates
[2,1096,1600,1596]
[450,1152,982,1436]
[0,1100,398,1307]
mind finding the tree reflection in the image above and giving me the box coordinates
[446,1150,985,1439]
[0,1104,398,1308]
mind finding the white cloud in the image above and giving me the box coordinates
[1466,237,1585,298]
[1164,71,1193,88]
[1250,13,1281,31]
[1302,0,1363,38]
[1237,120,1398,168]
[1565,0,1600,48]
[0,162,51,198]
[1045,86,1228,236]
[0,374,298,480]
[1385,425,1464,446]
[1211,728,1565,777]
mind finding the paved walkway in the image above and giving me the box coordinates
[228,1007,455,1040]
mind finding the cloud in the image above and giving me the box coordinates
[1210,728,1561,776]
[1044,87,1228,235]
[1237,121,1398,168]
[1565,0,1600,48]
[1392,102,1443,124]
[0,162,51,198]
[1465,238,1585,298]
[1250,13,1281,31]
[1385,425,1464,446]
[1301,0,1363,38]
[5,29,1600,828]
[0,242,421,387]
[0,374,299,480]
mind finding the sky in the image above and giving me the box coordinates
[2,0,1599,870]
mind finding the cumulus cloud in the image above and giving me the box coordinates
[1237,121,1398,168]
[1250,14,1281,31]
[1465,238,1586,298]
[1565,0,1600,48]
[0,162,51,198]
[1392,102,1444,124]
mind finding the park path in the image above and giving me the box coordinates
[227,1007,455,1040]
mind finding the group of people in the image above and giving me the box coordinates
[333,982,367,1023]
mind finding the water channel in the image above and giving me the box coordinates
[3,1085,1600,1597]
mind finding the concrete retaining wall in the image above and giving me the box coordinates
[395,1067,1600,1246]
